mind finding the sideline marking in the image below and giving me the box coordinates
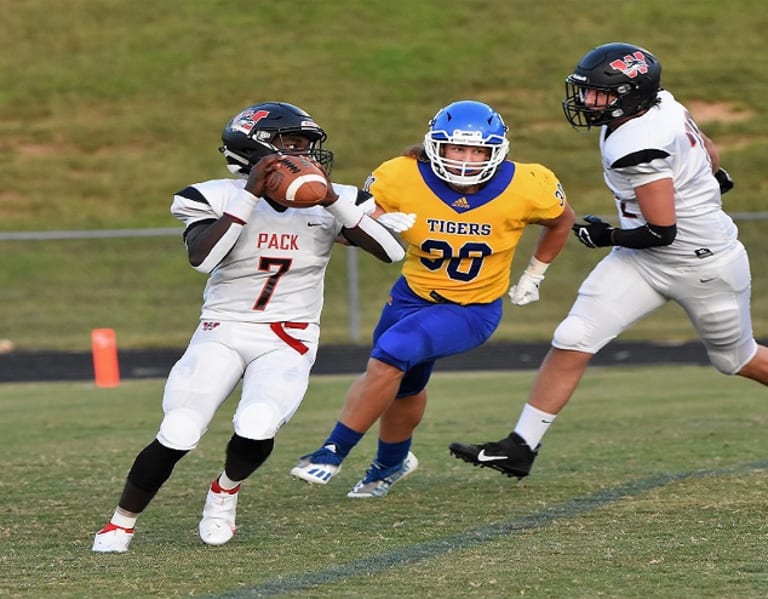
[213,461,767,598]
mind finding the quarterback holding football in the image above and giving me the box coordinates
[93,101,412,552]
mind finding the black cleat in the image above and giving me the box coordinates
[449,432,539,479]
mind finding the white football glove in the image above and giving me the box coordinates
[376,212,416,233]
[508,271,545,306]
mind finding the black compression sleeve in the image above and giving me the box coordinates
[120,439,188,512]
[611,223,677,248]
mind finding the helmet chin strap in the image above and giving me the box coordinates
[220,147,252,177]
[225,164,248,178]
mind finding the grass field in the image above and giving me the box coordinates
[2,5,767,594]
[2,0,768,351]
[2,3,767,597]
[1,366,766,598]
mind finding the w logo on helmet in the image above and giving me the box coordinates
[609,52,649,78]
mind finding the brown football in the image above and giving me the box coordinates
[264,155,328,207]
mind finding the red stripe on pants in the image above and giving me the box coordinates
[269,322,310,355]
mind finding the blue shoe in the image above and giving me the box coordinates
[347,452,419,498]
[290,444,343,485]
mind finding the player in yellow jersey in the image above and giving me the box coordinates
[290,100,575,496]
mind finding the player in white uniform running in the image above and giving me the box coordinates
[450,42,768,479]
[92,102,412,552]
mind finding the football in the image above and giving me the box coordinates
[265,155,328,207]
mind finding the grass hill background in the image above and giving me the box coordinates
[1,0,767,351]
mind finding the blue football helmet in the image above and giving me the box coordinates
[424,100,509,186]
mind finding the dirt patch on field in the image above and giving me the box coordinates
[686,101,752,124]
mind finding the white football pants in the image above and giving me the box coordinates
[552,242,757,374]
[156,320,319,450]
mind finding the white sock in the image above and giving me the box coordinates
[218,472,242,491]
[111,509,137,530]
[513,403,556,449]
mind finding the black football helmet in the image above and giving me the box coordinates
[562,42,662,129]
[219,102,334,176]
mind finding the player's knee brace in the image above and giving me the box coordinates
[552,315,589,349]
[552,314,615,353]
[224,434,274,481]
[157,408,205,450]
[709,353,738,375]
[235,402,282,439]
[707,343,754,375]
[121,439,188,513]
[698,307,750,374]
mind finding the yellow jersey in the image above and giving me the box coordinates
[367,156,567,304]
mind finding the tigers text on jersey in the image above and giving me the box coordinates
[600,90,738,263]
[171,178,345,323]
[368,156,567,304]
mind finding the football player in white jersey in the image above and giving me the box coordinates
[92,102,410,552]
[451,42,768,479]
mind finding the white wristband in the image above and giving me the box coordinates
[224,189,259,223]
[324,195,365,228]
[525,256,550,277]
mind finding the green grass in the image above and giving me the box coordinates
[3,5,767,597]
[1,367,766,598]
[1,0,768,350]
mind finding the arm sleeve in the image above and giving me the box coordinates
[348,215,405,263]
[325,187,405,263]
[186,221,245,274]
[611,222,677,248]
[180,187,258,273]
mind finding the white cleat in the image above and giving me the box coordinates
[290,459,342,485]
[290,445,343,485]
[199,480,240,546]
[92,522,134,553]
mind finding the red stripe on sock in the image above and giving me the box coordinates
[99,522,135,534]
[211,479,241,494]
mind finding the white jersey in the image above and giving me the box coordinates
[600,90,738,264]
[554,91,757,373]
[171,178,348,324]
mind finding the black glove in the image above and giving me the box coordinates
[714,168,734,194]
[572,215,615,248]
